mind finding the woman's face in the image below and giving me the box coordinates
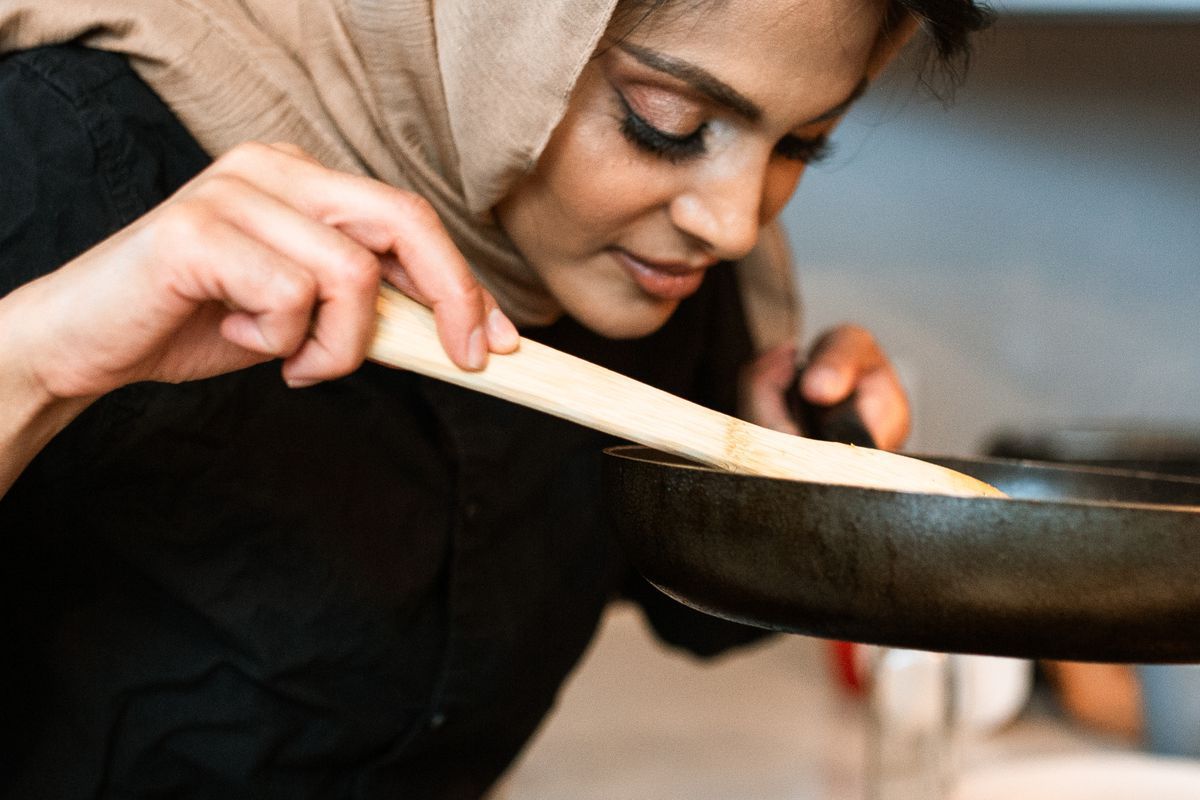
[495,0,889,338]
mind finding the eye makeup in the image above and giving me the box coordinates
[616,91,708,163]
[616,88,835,166]
[774,134,834,164]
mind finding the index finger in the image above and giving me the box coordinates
[211,143,506,370]
[801,325,885,405]
[357,192,491,370]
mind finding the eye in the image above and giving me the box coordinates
[775,134,834,164]
[616,92,707,164]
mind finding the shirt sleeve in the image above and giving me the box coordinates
[0,46,211,485]
[0,45,209,297]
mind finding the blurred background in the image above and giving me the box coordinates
[505,6,1200,798]
[786,6,1200,454]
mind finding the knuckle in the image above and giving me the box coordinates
[231,139,274,163]
[154,173,260,258]
[156,200,221,250]
[389,189,438,228]
[332,247,381,290]
[194,171,253,202]
[452,274,483,301]
[273,269,318,310]
[213,141,269,174]
[435,279,483,316]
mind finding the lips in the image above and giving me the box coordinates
[611,248,712,301]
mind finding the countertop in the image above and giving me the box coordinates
[501,604,1200,799]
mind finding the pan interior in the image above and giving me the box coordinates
[606,446,1200,510]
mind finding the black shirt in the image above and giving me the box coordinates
[0,45,763,798]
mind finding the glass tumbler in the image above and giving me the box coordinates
[864,647,959,800]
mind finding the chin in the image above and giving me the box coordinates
[567,298,679,340]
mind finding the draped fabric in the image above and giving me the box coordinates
[0,0,915,347]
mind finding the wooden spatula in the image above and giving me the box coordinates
[368,287,1004,498]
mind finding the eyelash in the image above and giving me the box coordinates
[775,135,834,164]
[616,92,834,166]
[617,94,707,163]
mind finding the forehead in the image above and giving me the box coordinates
[616,0,887,123]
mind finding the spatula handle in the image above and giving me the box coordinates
[367,287,1004,498]
[368,286,747,469]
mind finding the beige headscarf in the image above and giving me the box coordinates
[0,0,912,350]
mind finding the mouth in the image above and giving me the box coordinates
[610,248,712,301]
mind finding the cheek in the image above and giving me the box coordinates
[762,161,806,222]
[541,117,673,239]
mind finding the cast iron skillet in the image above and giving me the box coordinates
[604,389,1200,663]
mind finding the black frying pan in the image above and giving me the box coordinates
[604,384,1200,664]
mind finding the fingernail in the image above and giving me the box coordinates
[467,325,486,370]
[286,376,320,389]
[486,307,519,351]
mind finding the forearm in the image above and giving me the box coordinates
[0,288,94,498]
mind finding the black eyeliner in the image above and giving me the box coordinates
[614,88,831,166]
[615,91,707,163]
[775,134,834,164]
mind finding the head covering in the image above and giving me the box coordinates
[0,0,913,349]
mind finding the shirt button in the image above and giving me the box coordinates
[429,711,447,730]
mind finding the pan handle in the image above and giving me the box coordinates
[785,366,877,449]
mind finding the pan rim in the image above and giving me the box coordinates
[603,444,1200,515]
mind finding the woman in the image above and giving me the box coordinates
[0,0,988,796]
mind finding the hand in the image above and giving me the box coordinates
[738,325,911,451]
[1,141,520,497]
[6,141,519,405]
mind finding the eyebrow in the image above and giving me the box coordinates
[619,42,869,127]
[807,77,869,124]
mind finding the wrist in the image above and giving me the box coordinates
[0,288,96,495]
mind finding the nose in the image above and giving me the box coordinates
[668,160,772,262]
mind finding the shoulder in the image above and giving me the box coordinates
[0,45,209,294]
[1,44,139,103]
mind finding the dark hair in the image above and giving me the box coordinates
[611,0,994,87]
[890,0,993,65]
[889,0,994,88]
